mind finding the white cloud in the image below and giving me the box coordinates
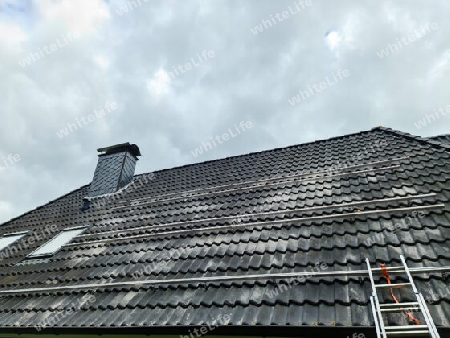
[428,49,450,82]
[325,31,341,50]
[382,2,417,32]
[0,200,14,222]
[35,0,110,34]
[94,55,110,69]
[147,69,171,96]
[0,22,27,43]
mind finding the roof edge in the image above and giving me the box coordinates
[0,325,404,337]
[427,132,450,139]
[372,126,450,151]
[0,184,90,229]
[0,325,449,337]
[134,127,379,179]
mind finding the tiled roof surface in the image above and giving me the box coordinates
[428,134,450,146]
[0,127,449,335]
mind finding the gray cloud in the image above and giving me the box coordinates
[0,0,449,223]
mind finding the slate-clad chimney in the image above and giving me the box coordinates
[87,142,141,198]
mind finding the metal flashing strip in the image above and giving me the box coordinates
[66,203,445,247]
[2,230,30,237]
[78,193,437,239]
[100,164,401,232]
[112,164,401,210]
[112,157,407,209]
[0,264,449,295]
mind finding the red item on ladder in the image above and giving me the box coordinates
[381,263,420,325]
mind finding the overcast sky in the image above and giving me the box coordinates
[0,0,449,224]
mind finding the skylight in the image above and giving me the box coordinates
[0,232,27,252]
[28,226,86,258]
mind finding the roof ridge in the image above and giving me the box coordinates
[427,133,450,138]
[372,126,450,151]
[134,127,378,178]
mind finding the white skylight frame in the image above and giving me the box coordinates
[0,231,28,252]
[27,226,87,258]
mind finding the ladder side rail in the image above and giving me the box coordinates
[370,296,382,338]
[400,255,440,338]
[372,293,388,338]
[366,258,388,338]
[400,255,419,293]
[366,258,379,295]
[417,293,440,338]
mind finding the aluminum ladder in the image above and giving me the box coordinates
[366,255,440,338]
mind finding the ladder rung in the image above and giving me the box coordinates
[381,306,420,313]
[375,282,412,289]
[385,325,428,330]
[371,266,406,272]
[386,330,429,337]
[380,302,419,308]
